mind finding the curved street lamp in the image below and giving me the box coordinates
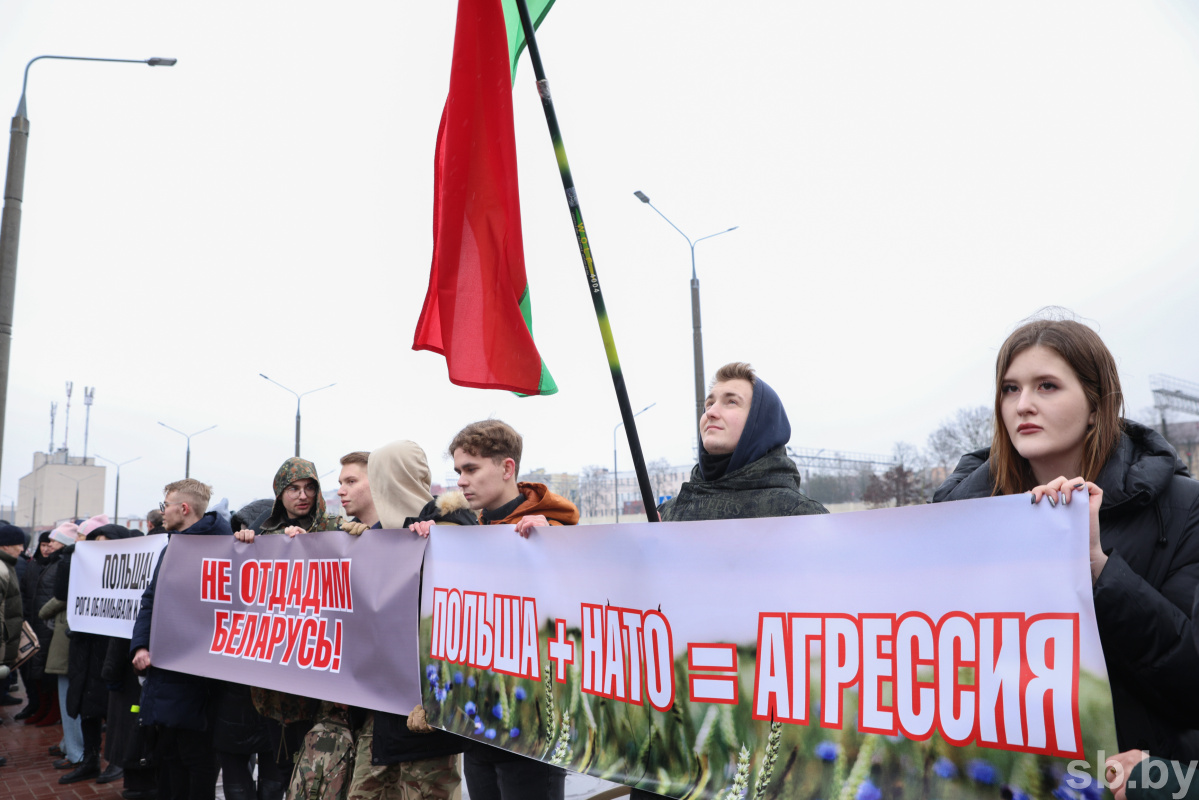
[614,402,656,523]
[0,54,176,488]
[259,374,336,457]
[157,423,216,479]
[633,191,737,438]
[94,453,141,525]
[58,471,99,520]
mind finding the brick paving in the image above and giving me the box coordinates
[0,693,123,800]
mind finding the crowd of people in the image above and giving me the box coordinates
[0,315,1195,800]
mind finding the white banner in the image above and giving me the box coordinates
[68,535,169,637]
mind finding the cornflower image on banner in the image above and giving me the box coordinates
[418,496,1118,799]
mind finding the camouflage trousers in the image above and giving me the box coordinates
[346,714,461,800]
[289,702,356,800]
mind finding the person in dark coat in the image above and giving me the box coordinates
[16,532,64,721]
[658,361,828,522]
[932,316,1199,759]
[132,479,231,800]
[61,523,136,784]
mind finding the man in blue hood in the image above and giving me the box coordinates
[131,479,231,800]
[658,362,828,521]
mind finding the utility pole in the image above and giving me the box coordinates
[62,381,72,455]
[82,386,94,459]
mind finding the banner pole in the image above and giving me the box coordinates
[513,0,659,523]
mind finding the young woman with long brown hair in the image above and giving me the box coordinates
[934,316,1199,759]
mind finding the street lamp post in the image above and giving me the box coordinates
[94,454,140,525]
[633,191,737,440]
[0,54,175,489]
[614,402,656,523]
[59,471,98,520]
[259,374,335,457]
[157,422,216,479]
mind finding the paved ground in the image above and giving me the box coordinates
[0,696,124,800]
[0,686,629,800]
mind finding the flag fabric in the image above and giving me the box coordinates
[413,0,558,396]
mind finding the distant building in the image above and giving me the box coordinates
[17,450,106,530]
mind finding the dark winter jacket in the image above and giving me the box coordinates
[21,543,60,679]
[0,549,21,666]
[132,511,233,730]
[934,420,1199,758]
[212,681,269,754]
[660,447,828,522]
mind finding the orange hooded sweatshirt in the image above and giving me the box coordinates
[485,482,579,526]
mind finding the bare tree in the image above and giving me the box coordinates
[576,465,609,520]
[926,406,993,469]
[648,458,675,502]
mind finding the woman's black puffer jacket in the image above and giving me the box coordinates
[934,420,1199,758]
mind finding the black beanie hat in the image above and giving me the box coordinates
[0,524,25,547]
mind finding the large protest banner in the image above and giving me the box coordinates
[150,531,425,715]
[68,536,169,637]
[419,496,1117,799]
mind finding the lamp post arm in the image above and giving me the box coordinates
[18,55,175,116]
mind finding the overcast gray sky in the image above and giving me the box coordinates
[3,1,1198,522]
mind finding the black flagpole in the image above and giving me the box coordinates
[513,0,659,523]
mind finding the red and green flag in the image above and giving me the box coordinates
[412,0,558,396]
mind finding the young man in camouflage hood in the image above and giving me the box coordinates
[259,456,344,535]
[235,457,345,800]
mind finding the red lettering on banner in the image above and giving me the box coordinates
[338,561,353,611]
[210,609,231,652]
[519,598,540,680]
[600,606,626,700]
[429,586,541,674]
[859,614,897,735]
[580,603,604,694]
[201,559,232,603]
[687,643,738,705]
[296,617,318,668]
[621,610,645,705]
[821,615,860,729]
[742,611,1082,759]
[936,613,976,746]
[896,612,936,740]
[978,614,1023,747]
[237,613,259,658]
[313,618,333,670]
[301,562,322,615]
[223,612,246,656]
[548,619,574,683]
[430,589,448,659]
[331,619,343,672]
[1022,614,1080,756]
[239,561,259,605]
[285,561,304,611]
[445,590,462,662]
[493,595,521,677]
[268,561,289,612]
[320,561,336,610]
[281,616,304,665]
[753,613,791,722]
[266,615,287,661]
[643,611,675,712]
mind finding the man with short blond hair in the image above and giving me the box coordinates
[131,478,231,800]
